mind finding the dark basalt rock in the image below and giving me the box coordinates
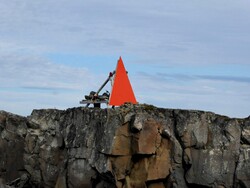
[0,105,249,188]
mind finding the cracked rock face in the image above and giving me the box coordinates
[0,105,250,188]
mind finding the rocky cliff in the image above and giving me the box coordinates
[0,104,250,188]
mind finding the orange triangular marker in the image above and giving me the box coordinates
[109,57,137,106]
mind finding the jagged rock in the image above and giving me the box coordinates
[235,145,250,188]
[242,117,250,144]
[0,112,26,183]
[174,110,209,149]
[0,105,250,188]
[176,110,242,187]
[131,114,144,132]
[235,117,250,188]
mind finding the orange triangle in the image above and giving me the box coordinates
[109,57,137,106]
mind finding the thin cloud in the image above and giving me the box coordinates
[196,75,250,84]
[0,54,93,90]
[151,72,250,84]
[1,1,250,65]
[21,86,77,92]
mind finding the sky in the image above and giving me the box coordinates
[0,0,250,118]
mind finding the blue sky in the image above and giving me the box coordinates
[0,0,250,118]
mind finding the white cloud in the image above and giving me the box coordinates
[1,0,250,63]
[0,53,108,115]
[0,0,250,117]
[132,72,250,118]
[0,54,93,89]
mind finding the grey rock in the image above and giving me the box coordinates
[0,106,249,187]
[242,117,250,145]
[235,145,250,187]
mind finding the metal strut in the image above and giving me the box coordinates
[79,71,115,107]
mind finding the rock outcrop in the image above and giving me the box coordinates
[0,104,250,188]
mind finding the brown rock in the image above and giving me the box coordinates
[147,182,165,188]
[132,118,161,154]
[111,156,132,180]
[129,158,148,186]
[147,138,171,181]
[112,123,131,155]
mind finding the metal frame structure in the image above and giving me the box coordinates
[79,71,115,107]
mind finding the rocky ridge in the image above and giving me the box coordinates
[0,104,250,188]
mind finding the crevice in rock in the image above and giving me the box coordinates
[6,170,30,188]
[64,159,69,188]
[241,137,250,145]
[172,110,184,150]
[91,167,116,188]
[145,178,167,187]
[0,169,7,173]
[187,183,211,188]
[172,110,191,187]
[233,159,240,188]
[233,121,244,188]
[131,153,153,163]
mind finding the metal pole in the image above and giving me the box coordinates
[96,71,115,95]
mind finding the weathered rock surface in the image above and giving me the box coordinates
[0,104,250,188]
